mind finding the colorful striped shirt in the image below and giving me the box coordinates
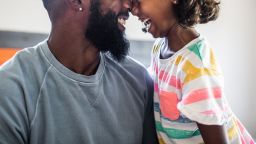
[149,36,255,144]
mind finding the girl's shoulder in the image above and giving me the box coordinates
[173,36,218,68]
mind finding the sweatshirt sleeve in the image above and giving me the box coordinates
[0,64,29,144]
[142,70,159,144]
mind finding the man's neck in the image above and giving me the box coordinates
[47,28,101,76]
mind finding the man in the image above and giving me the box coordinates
[0,0,158,143]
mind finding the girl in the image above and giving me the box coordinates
[131,0,255,143]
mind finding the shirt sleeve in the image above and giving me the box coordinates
[177,47,229,125]
[0,69,29,144]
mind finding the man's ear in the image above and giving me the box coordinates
[66,0,84,12]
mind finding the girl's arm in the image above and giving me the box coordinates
[197,123,229,144]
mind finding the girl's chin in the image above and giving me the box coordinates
[150,30,160,38]
[148,26,160,38]
[152,34,160,38]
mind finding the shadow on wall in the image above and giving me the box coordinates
[0,31,153,66]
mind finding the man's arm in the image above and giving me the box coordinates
[0,73,29,144]
[197,123,229,144]
[142,73,159,144]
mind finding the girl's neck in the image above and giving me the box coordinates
[166,23,199,52]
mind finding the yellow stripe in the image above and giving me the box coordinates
[209,48,217,69]
[174,55,184,66]
[158,137,166,144]
[228,119,238,140]
[174,55,220,85]
[153,44,161,54]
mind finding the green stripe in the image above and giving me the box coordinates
[156,121,201,139]
[188,41,204,61]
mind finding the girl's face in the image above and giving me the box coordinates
[132,0,177,38]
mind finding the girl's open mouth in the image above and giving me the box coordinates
[142,18,151,33]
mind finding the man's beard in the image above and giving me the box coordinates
[85,0,129,62]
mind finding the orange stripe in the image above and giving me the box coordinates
[159,90,180,120]
[182,87,222,105]
[0,48,20,65]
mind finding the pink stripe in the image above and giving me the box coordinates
[201,110,217,115]
[235,119,248,144]
[168,76,181,89]
[159,70,181,89]
[201,105,228,115]
[182,87,222,105]
[201,109,223,115]
[237,123,255,144]
[159,70,167,80]
[153,62,158,75]
[154,83,159,93]
[241,135,246,144]
[236,119,245,133]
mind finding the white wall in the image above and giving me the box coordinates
[0,0,50,33]
[197,0,256,137]
[1,0,256,137]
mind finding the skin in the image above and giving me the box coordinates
[46,0,132,76]
[131,0,229,143]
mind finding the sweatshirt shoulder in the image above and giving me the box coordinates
[104,53,149,76]
[0,41,51,77]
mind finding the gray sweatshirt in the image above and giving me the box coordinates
[0,40,158,144]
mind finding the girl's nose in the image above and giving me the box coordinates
[130,1,139,16]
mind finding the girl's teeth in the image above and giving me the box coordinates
[142,19,151,33]
[143,19,150,25]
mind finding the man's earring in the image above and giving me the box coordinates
[79,7,83,11]
[173,0,177,4]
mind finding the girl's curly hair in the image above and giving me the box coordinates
[173,0,220,27]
